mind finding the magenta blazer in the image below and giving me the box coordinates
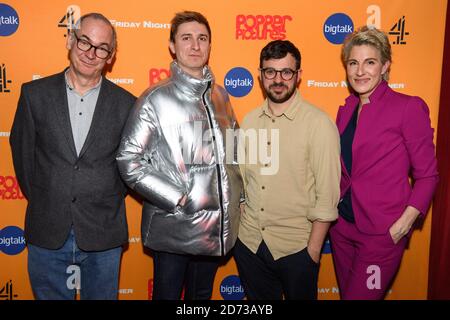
[336,81,439,234]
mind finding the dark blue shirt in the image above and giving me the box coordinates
[338,106,359,223]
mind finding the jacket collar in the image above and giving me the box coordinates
[345,80,390,106]
[170,61,214,98]
[53,68,112,159]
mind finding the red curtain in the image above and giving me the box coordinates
[428,1,450,300]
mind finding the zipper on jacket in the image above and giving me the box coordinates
[201,81,225,256]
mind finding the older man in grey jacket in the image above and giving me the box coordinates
[10,13,136,300]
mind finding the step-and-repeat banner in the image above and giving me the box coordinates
[0,0,447,300]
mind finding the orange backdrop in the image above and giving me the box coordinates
[0,0,447,300]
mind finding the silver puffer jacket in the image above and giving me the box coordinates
[117,61,243,256]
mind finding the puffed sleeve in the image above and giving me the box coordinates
[116,95,185,212]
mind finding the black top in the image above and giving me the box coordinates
[338,106,359,223]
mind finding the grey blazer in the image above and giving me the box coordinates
[10,70,136,251]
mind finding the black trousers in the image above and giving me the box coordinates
[152,250,220,300]
[233,239,319,300]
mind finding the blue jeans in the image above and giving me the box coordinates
[152,250,220,300]
[27,228,122,300]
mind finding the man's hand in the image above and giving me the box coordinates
[240,202,245,215]
[178,194,187,207]
[307,221,331,264]
[307,246,321,264]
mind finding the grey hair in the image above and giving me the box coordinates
[72,12,117,51]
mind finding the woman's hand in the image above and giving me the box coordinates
[389,206,420,244]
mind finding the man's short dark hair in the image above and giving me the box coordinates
[170,11,211,43]
[260,40,301,70]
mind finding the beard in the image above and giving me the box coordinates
[265,82,296,104]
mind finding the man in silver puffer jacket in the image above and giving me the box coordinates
[116,11,243,300]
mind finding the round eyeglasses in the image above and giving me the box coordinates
[260,68,298,81]
[72,32,112,59]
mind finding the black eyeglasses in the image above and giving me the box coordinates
[260,68,299,80]
[72,32,112,59]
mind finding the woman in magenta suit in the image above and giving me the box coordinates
[329,26,439,300]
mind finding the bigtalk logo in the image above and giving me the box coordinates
[224,67,253,98]
[220,275,245,300]
[0,226,26,255]
[323,13,354,45]
[0,3,19,36]
[322,237,332,254]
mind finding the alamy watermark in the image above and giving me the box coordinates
[366,265,381,290]
[176,122,280,175]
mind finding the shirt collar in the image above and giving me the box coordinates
[260,90,302,121]
[64,68,103,93]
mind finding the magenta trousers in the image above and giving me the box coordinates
[329,217,408,300]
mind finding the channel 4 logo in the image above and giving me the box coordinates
[0,3,19,36]
[323,13,354,45]
[224,67,253,98]
[0,226,26,255]
[0,63,12,93]
[220,275,245,300]
[57,5,81,37]
[0,280,18,300]
[389,16,409,45]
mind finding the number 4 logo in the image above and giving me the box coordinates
[57,5,81,37]
[389,16,409,45]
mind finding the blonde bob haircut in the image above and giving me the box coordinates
[342,25,392,81]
